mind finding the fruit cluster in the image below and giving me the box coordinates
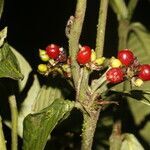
[38,44,106,77]
[106,49,150,86]
[38,44,71,77]
[38,44,150,87]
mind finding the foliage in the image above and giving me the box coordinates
[0,0,149,150]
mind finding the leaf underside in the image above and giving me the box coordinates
[23,99,74,150]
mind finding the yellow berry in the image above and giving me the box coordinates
[39,49,49,62]
[110,57,122,68]
[134,78,143,87]
[38,64,48,73]
[90,50,96,62]
[94,57,105,65]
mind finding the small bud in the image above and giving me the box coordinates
[38,64,48,73]
[90,50,96,62]
[110,57,122,68]
[134,78,143,87]
[62,64,71,72]
[94,57,105,65]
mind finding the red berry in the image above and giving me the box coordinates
[138,64,150,81]
[106,68,124,83]
[46,44,60,59]
[118,49,134,66]
[77,46,91,65]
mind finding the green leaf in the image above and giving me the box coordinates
[121,133,144,150]
[0,42,23,80]
[109,81,150,106]
[33,85,64,112]
[127,23,150,144]
[128,22,150,64]
[0,0,4,20]
[4,45,40,137]
[127,97,150,144]
[0,27,7,47]
[23,99,75,150]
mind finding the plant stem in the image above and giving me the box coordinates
[81,108,101,150]
[95,0,109,57]
[69,0,87,89]
[128,0,139,21]
[78,68,90,102]
[118,19,129,50]
[80,1,109,149]
[0,116,7,150]
[9,95,18,150]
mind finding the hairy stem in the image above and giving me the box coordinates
[69,0,87,89]
[81,108,101,150]
[76,67,84,100]
[0,116,7,150]
[78,68,90,103]
[95,0,109,57]
[9,95,18,150]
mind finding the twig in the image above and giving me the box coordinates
[69,0,87,89]
[96,100,119,106]
[9,95,18,150]
[128,0,139,21]
[95,0,109,57]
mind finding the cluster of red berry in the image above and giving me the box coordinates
[38,44,70,77]
[38,44,150,87]
[106,49,150,86]
[38,44,105,77]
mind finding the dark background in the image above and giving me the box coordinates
[0,0,150,150]
[1,0,150,69]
